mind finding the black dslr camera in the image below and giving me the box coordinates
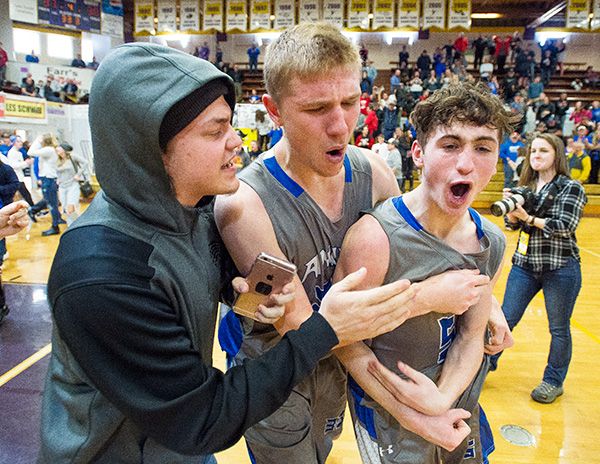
[490,187,536,217]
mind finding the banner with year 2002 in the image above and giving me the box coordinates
[372,0,394,29]
[398,0,419,29]
[422,0,446,30]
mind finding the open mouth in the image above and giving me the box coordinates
[450,182,471,199]
[326,147,345,158]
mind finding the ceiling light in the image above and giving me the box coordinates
[471,13,503,19]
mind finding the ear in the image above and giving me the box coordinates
[411,140,425,168]
[262,94,282,127]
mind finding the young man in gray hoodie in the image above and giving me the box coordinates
[39,43,419,463]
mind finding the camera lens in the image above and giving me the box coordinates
[255,282,273,295]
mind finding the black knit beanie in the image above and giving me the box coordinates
[159,79,232,151]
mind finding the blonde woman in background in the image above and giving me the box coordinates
[56,143,86,226]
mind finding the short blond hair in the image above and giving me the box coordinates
[264,22,361,102]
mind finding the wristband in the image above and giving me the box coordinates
[528,215,535,225]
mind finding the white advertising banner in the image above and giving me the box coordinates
[566,0,590,29]
[135,0,155,34]
[372,0,395,29]
[592,0,600,29]
[157,0,178,33]
[226,0,248,31]
[250,0,271,30]
[422,0,446,30]
[347,0,370,29]
[398,0,419,29]
[180,0,201,32]
[274,0,295,28]
[203,0,224,31]
[448,0,470,29]
[322,0,344,27]
[9,0,38,24]
[299,0,321,23]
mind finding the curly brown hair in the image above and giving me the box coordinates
[410,82,520,147]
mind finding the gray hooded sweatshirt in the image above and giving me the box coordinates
[38,43,338,463]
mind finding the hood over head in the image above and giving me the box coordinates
[89,43,235,232]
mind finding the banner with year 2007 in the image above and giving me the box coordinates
[422,0,446,30]
[250,0,271,30]
[447,0,470,30]
[398,0,419,29]
[372,0,394,30]
[347,0,370,29]
[566,0,590,29]
[203,0,224,31]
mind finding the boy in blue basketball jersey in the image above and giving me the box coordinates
[334,83,520,464]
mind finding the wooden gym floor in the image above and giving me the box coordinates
[1,210,599,463]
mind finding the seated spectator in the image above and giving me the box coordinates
[570,101,592,126]
[63,78,79,103]
[248,88,261,104]
[555,92,570,124]
[20,76,38,97]
[584,66,599,89]
[88,56,99,70]
[536,93,556,123]
[359,90,371,115]
[571,78,584,91]
[71,54,86,68]
[390,69,401,93]
[568,141,591,183]
[360,71,372,95]
[25,50,39,63]
[574,124,593,151]
[528,75,544,101]
[591,100,600,124]
[479,56,494,80]
[545,116,563,137]
[247,140,262,161]
[355,125,374,149]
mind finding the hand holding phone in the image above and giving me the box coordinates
[234,253,297,321]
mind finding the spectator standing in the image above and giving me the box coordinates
[417,50,432,76]
[365,60,377,85]
[25,50,39,63]
[55,143,85,226]
[540,50,553,85]
[556,39,566,76]
[385,137,403,189]
[227,64,243,102]
[390,69,401,93]
[499,131,525,188]
[247,42,260,71]
[494,35,511,75]
[492,134,586,404]
[63,78,79,103]
[584,66,599,89]
[398,45,409,68]
[215,46,223,64]
[453,32,468,65]
[196,42,210,61]
[472,34,487,70]
[355,125,374,149]
[254,110,272,151]
[433,47,446,78]
[71,54,86,68]
[371,133,389,159]
[591,100,600,124]
[6,137,34,206]
[359,43,368,66]
[0,161,19,324]
[360,71,372,95]
[0,42,7,85]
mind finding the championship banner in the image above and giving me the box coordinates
[422,0,446,30]
[566,0,590,29]
[274,0,295,29]
[372,0,394,29]
[203,0,224,31]
[9,0,38,24]
[102,0,124,39]
[322,0,344,27]
[448,0,470,29]
[398,0,419,29]
[135,0,155,34]
[226,0,248,31]
[180,0,200,32]
[299,0,321,23]
[0,93,47,124]
[347,0,370,29]
[157,0,177,33]
[250,0,271,30]
[592,0,600,30]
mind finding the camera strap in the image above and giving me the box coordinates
[533,176,562,218]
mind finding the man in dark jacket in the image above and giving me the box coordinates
[0,161,19,323]
[38,43,416,463]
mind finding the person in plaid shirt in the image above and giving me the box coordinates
[492,133,587,404]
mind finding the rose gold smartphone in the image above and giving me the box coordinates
[233,253,297,320]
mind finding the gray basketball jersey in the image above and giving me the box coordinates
[350,195,505,464]
[235,146,373,358]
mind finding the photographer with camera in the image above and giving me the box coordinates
[491,133,587,404]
